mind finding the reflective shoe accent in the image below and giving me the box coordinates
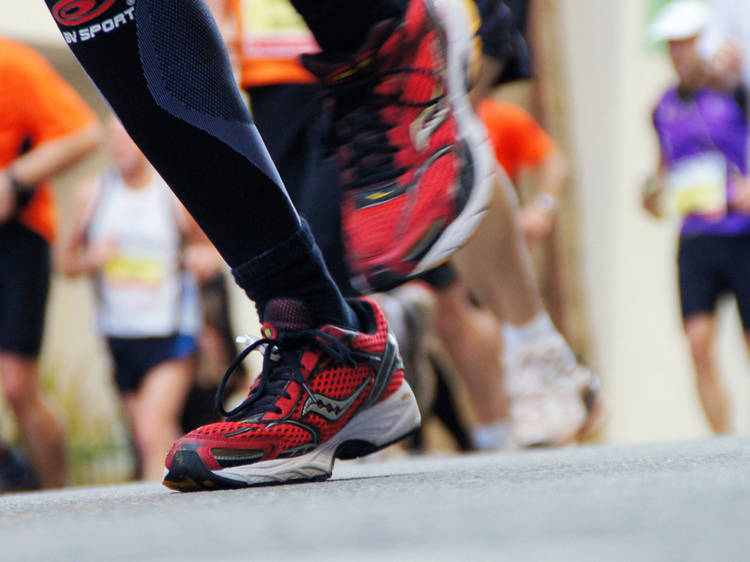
[163,297,421,491]
[302,0,494,292]
[505,333,604,448]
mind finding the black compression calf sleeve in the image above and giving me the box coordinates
[47,0,297,267]
[44,0,357,329]
[290,0,408,53]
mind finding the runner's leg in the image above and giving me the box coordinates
[42,0,355,328]
[684,315,731,433]
[0,354,65,488]
[125,357,194,481]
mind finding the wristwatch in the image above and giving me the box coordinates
[533,193,559,215]
[9,169,36,209]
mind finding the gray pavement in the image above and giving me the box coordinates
[2,436,749,561]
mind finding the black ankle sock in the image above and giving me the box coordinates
[232,222,359,330]
[291,0,408,53]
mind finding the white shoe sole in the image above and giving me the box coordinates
[210,379,421,486]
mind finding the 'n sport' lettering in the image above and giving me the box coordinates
[55,1,136,45]
[52,0,118,26]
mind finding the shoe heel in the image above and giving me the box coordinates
[335,379,422,460]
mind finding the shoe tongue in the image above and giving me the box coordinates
[301,19,396,84]
[262,299,314,332]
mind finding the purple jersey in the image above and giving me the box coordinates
[653,86,750,236]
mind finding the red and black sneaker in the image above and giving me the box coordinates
[302,0,494,292]
[162,297,421,491]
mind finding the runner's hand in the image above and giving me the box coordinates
[731,176,750,214]
[0,169,16,224]
[641,173,664,219]
[183,244,222,281]
[707,41,743,91]
[86,238,119,271]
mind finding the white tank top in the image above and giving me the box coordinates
[87,169,201,338]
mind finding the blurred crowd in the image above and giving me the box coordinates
[0,0,746,491]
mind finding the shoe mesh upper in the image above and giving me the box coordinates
[305,0,469,285]
[168,298,403,466]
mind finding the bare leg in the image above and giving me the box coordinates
[453,172,600,447]
[438,175,538,439]
[453,173,542,326]
[0,353,65,488]
[124,358,194,481]
[433,280,508,425]
[685,315,731,434]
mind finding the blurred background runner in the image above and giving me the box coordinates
[647,0,750,434]
[0,36,101,490]
[60,118,220,480]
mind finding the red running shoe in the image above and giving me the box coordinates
[303,0,494,292]
[162,297,420,491]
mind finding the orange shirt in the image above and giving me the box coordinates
[231,0,318,89]
[0,37,96,242]
[478,99,554,181]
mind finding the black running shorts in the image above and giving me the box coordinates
[107,334,197,393]
[0,221,51,357]
[474,0,532,83]
[678,234,750,329]
[416,263,458,289]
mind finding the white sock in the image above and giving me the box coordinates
[502,312,557,353]
[472,420,512,451]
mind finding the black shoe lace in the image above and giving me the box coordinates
[328,66,445,189]
[216,329,380,422]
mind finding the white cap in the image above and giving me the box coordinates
[648,0,709,42]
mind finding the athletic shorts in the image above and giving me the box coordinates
[678,234,750,329]
[474,0,514,61]
[0,221,51,357]
[416,263,458,289]
[106,334,196,393]
[474,0,532,83]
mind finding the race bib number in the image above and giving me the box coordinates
[667,153,727,217]
[240,0,318,59]
[102,255,164,288]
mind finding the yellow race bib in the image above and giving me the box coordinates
[239,0,317,59]
[667,152,727,217]
[102,255,165,288]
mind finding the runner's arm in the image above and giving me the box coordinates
[7,120,102,192]
[642,155,667,219]
[0,122,102,222]
[0,42,103,222]
[530,147,568,206]
[519,147,568,241]
[57,176,115,277]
